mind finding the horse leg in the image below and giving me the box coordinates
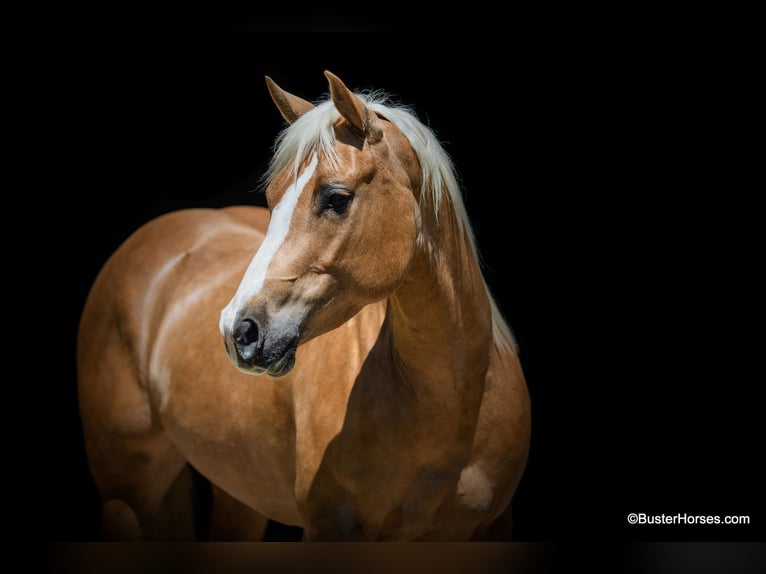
[87,427,197,540]
[471,502,514,541]
[208,484,269,540]
[79,331,196,540]
[91,440,195,540]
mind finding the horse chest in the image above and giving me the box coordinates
[158,373,303,524]
[299,432,478,541]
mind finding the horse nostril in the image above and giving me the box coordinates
[234,318,259,360]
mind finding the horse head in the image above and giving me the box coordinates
[220,71,422,376]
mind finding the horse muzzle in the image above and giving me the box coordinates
[222,313,299,377]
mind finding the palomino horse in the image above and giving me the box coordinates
[77,71,531,541]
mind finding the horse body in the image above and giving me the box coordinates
[77,72,530,541]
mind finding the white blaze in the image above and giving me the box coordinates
[220,153,318,335]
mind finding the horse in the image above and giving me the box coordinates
[77,71,531,541]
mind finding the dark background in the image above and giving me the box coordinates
[23,11,763,547]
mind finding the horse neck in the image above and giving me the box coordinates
[384,204,493,403]
[323,202,493,483]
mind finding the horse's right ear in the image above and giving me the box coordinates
[265,76,315,124]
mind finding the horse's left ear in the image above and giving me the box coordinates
[324,71,382,142]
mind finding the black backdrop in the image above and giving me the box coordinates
[26,13,763,548]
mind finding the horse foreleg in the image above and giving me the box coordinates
[471,501,514,541]
[208,484,269,540]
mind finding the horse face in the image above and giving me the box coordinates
[220,74,421,376]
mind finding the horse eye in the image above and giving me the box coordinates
[321,188,354,215]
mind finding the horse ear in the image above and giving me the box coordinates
[265,76,315,124]
[324,70,382,142]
